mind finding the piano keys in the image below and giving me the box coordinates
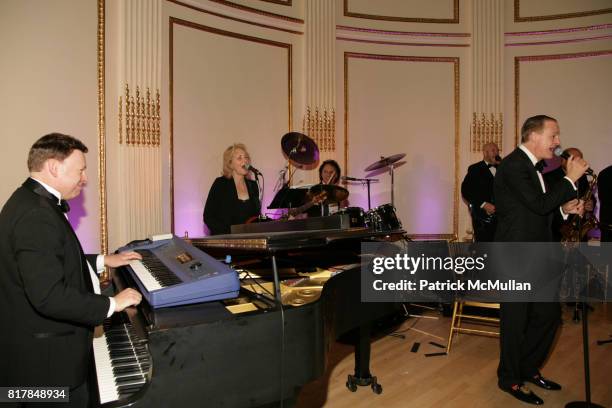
[93,312,150,405]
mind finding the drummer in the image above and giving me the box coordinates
[306,159,348,217]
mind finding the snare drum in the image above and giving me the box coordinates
[366,204,402,231]
[337,207,366,228]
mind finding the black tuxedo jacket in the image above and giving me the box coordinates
[0,178,109,388]
[597,165,612,242]
[494,148,577,242]
[461,160,495,209]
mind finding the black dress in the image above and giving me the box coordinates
[203,176,260,235]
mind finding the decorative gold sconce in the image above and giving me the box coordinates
[302,106,336,152]
[119,84,161,146]
[471,112,503,152]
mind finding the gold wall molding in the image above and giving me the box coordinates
[206,0,301,22]
[514,50,612,146]
[471,112,503,152]
[302,107,336,152]
[343,0,459,24]
[344,52,460,240]
[166,0,303,31]
[258,0,291,5]
[335,37,470,47]
[119,84,161,147]
[514,0,612,22]
[97,0,108,266]
[169,16,293,232]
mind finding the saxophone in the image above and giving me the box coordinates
[560,173,599,243]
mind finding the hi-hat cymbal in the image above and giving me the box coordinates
[281,132,320,165]
[308,184,349,203]
[364,153,406,172]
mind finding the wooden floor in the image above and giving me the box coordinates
[296,303,612,408]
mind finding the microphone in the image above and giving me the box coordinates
[244,163,262,176]
[553,147,593,176]
[494,155,502,163]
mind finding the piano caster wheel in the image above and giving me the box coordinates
[346,375,358,392]
[345,375,382,394]
[371,381,382,395]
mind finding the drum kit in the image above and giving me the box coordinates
[270,131,404,232]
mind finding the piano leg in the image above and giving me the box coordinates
[345,323,383,394]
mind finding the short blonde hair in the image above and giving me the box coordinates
[222,143,249,178]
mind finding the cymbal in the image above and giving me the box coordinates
[308,184,349,203]
[364,153,406,172]
[365,161,406,178]
[281,132,320,165]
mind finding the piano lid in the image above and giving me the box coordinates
[192,227,405,253]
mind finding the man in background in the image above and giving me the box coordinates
[544,147,594,241]
[597,165,612,242]
[461,142,501,242]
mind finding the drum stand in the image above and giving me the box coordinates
[365,178,374,210]
[389,164,397,207]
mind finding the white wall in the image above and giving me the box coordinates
[0,0,101,252]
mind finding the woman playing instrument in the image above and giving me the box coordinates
[305,159,348,217]
[203,143,260,235]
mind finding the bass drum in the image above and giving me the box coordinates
[366,204,402,231]
[337,207,366,228]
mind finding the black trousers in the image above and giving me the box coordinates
[497,302,561,389]
[601,225,611,242]
[472,217,497,243]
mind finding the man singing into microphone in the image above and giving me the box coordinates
[494,115,588,405]
[203,143,261,235]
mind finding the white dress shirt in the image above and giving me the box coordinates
[31,178,115,317]
[518,145,576,219]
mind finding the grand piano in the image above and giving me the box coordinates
[93,226,405,407]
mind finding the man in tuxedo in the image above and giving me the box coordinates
[461,142,500,242]
[494,115,588,405]
[0,133,143,407]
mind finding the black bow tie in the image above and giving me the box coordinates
[59,200,70,213]
[487,163,498,169]
[534,160,547,172]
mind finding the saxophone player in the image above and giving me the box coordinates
[544,147,595,242]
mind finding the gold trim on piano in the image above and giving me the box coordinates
[193,238,270,250]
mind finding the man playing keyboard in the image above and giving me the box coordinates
[0,133,142,407]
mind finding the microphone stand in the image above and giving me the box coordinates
[252,171,265,220]
[365,179,373,210]
[565,288,604,408]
